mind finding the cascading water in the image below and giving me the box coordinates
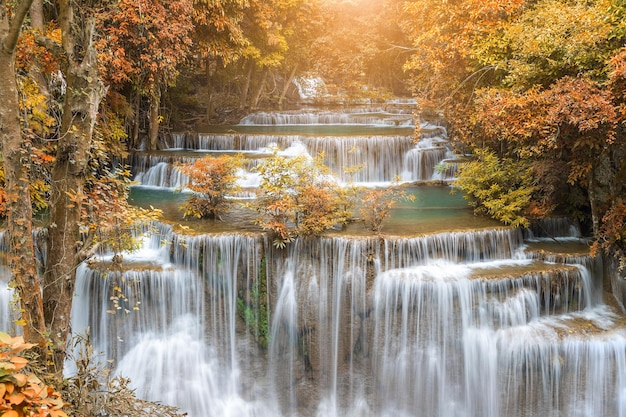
[132,103,455,187]
[56,221,626,417]
[0,267,15,334]
[2,102,626,417]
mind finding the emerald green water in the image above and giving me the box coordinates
[129,185,502,236]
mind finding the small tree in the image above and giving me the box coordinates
[253,151,353,247]
[360,184,415,234]
[178,155,243,219]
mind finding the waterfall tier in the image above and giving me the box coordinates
[132,103,455,188]
[42,223,623,417]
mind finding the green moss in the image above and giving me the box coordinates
[236,256,270,349]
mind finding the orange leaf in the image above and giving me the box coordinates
[7,391,25,405]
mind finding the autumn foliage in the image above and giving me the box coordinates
[360,185,415,234]
[178,155,243,219]
[252,151,354,247]
[400,0,625,264]
[0,333,67,417]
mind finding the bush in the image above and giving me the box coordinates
[454,149,536,228]
[360,185,414,234]
[64,336,184,417]
[0,332,67,417]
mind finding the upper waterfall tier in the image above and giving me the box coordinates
[130,103,455,188]
[238,109,415,126]
[133,132,453,188]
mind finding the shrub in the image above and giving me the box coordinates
[360,184,415,234]
[0,332,67,417]
[454,148,536,228]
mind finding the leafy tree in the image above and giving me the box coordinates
[177,155,243,219]
[471,77,618,232]
[40,0,109,372]
[473,0,614,89]
[97,0,195,149]
[400,0,626,245]
[592,199,626,271]
[311,0,410,97]
[454,149,537,228]
[253,151,353,247]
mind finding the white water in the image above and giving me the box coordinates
[134,102,455,188]
[0,267,16,334]
[238,110,414,126]
[1,219,625,416]
[134,134,453,187]
[48,221,624,416]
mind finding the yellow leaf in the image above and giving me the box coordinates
[2,410,19,417]
[0,332,12,344]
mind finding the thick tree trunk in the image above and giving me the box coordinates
[43,4,105,374]
[148,84,161,150]
[0,0,47,351]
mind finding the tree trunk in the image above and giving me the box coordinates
[0,0,47,351]
[240,60,253,109]
[29,0,44,28]
[132,93,140,148]
[278,65,298,109]
[43,3,105,374]
[148,84,161,150]
[29,0,49,99]
[251,69,268,110]
[588,168,600,238]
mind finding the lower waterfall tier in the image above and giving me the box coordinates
[29,224,620,417]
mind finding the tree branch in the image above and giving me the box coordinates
[3,0,34,52]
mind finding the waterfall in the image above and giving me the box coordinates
[1,219,624,416]
[238,110,414,126]
[70,229,275,417]
[130,102,456,188]
[3,99,626,417]
[131,134,452,186]
[0,266,16,334]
